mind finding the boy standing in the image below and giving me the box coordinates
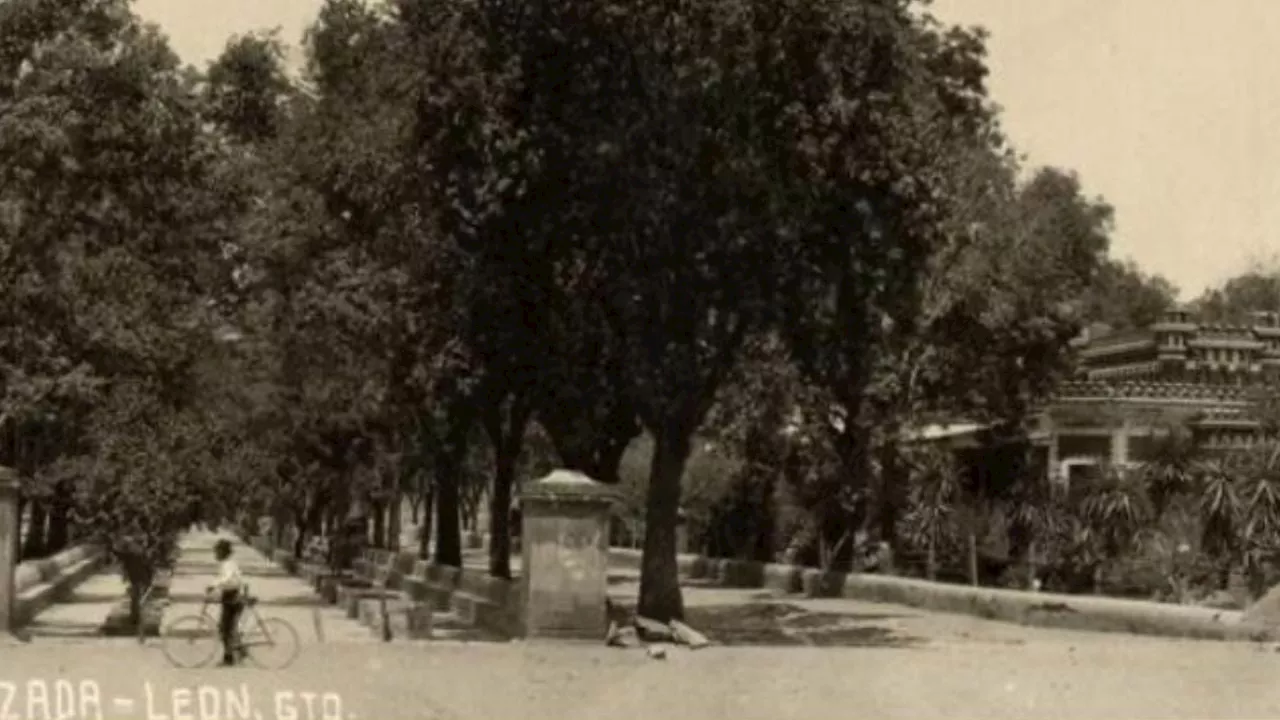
[207,539,245,666]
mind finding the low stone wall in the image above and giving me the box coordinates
[606,547,1274,642]
[13,544,107,627]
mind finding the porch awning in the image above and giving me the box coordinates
[903,422,1052,445]
[904,422,989,442]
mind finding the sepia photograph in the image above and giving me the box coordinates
[0,0,1277,718]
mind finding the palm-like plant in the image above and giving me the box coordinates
[1197,456,1241,589]
[1076,462,1155,593]
[1005,470,1072,589]
[1079,463,1154,552]
[1234,441,1280,599]
[902,446,961,581]
[1141,423,1201,518]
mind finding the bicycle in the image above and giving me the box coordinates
[160,585,301,670]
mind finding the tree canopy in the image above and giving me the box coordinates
[0,0,1183,625]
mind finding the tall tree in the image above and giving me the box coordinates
[0,0,253,623]
[1082,259,1179,331]
[1192,258,1280,324]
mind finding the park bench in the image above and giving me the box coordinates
[333,548,381,612]
[299,537,331,584]
[351,550,435,640]
[338,550,396,616]
[448,570,519,637]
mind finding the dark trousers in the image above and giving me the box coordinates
[218,590,243,662]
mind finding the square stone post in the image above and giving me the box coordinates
[0,468,16,633]
[1110,418,1130,467]
[520,470,619,641]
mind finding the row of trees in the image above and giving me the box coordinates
[0,0,1207,624]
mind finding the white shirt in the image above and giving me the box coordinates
[216,559,244,592]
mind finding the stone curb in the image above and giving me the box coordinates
[607,548,1277,643]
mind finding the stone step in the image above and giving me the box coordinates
[356,597,507,642]
[449,590,517,636]
[366,610,505,642]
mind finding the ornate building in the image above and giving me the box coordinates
[1040,307,1280,483]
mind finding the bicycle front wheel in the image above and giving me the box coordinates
[244,617,301,670]
[161,615,219,669]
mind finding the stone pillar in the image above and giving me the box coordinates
[1110,419,1130,467]
[520,470,619,641]
[0,468,16,633]
[1046,431,1061,487]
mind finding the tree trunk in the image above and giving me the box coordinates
[120,553,153,633]
[435,471,461,567]
[372,500,387,548]
[434,416,469,568]
[388,491,402,552]
[272,510,287,547]
[489,447,517,579]
[877,438,905,554]
[967,528,979,587]
[926,535,937,581]
[23,501,47,560]
[1026,540,1039,590]
[45,501,69,555]
[304,496,326,538]
[418,486,434,560]
[128,583,142,631]
[484,397,531,580]
[409,493,422,525]
[637,426,692,622]
[751,478,775,563]
[15,495,25,563]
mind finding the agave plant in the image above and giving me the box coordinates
[1005,470,1072,588]
[1074,462,1155,593]
[1234,441,1280,598]
[1196,456,1241,589]
[1078,462,1154,555]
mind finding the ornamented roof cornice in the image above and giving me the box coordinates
[1054,381,1254,403]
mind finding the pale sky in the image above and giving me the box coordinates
[134,0,1280,301]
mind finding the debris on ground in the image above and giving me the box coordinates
[669,619,710,649]
[605,621,641,648]
[635,616,676,642]
[606,613,712,652]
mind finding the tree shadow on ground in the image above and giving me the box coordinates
[171,565,289,578]
[679,602,926,649]
[59,591,119,604]
[681,578,724,588]
[166,591,322,607]
[23,619,107,638]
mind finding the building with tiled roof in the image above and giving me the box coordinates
[1041,306,1280,483]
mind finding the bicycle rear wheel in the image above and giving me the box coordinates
[244,617,301,670]
[161,615,219,669]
